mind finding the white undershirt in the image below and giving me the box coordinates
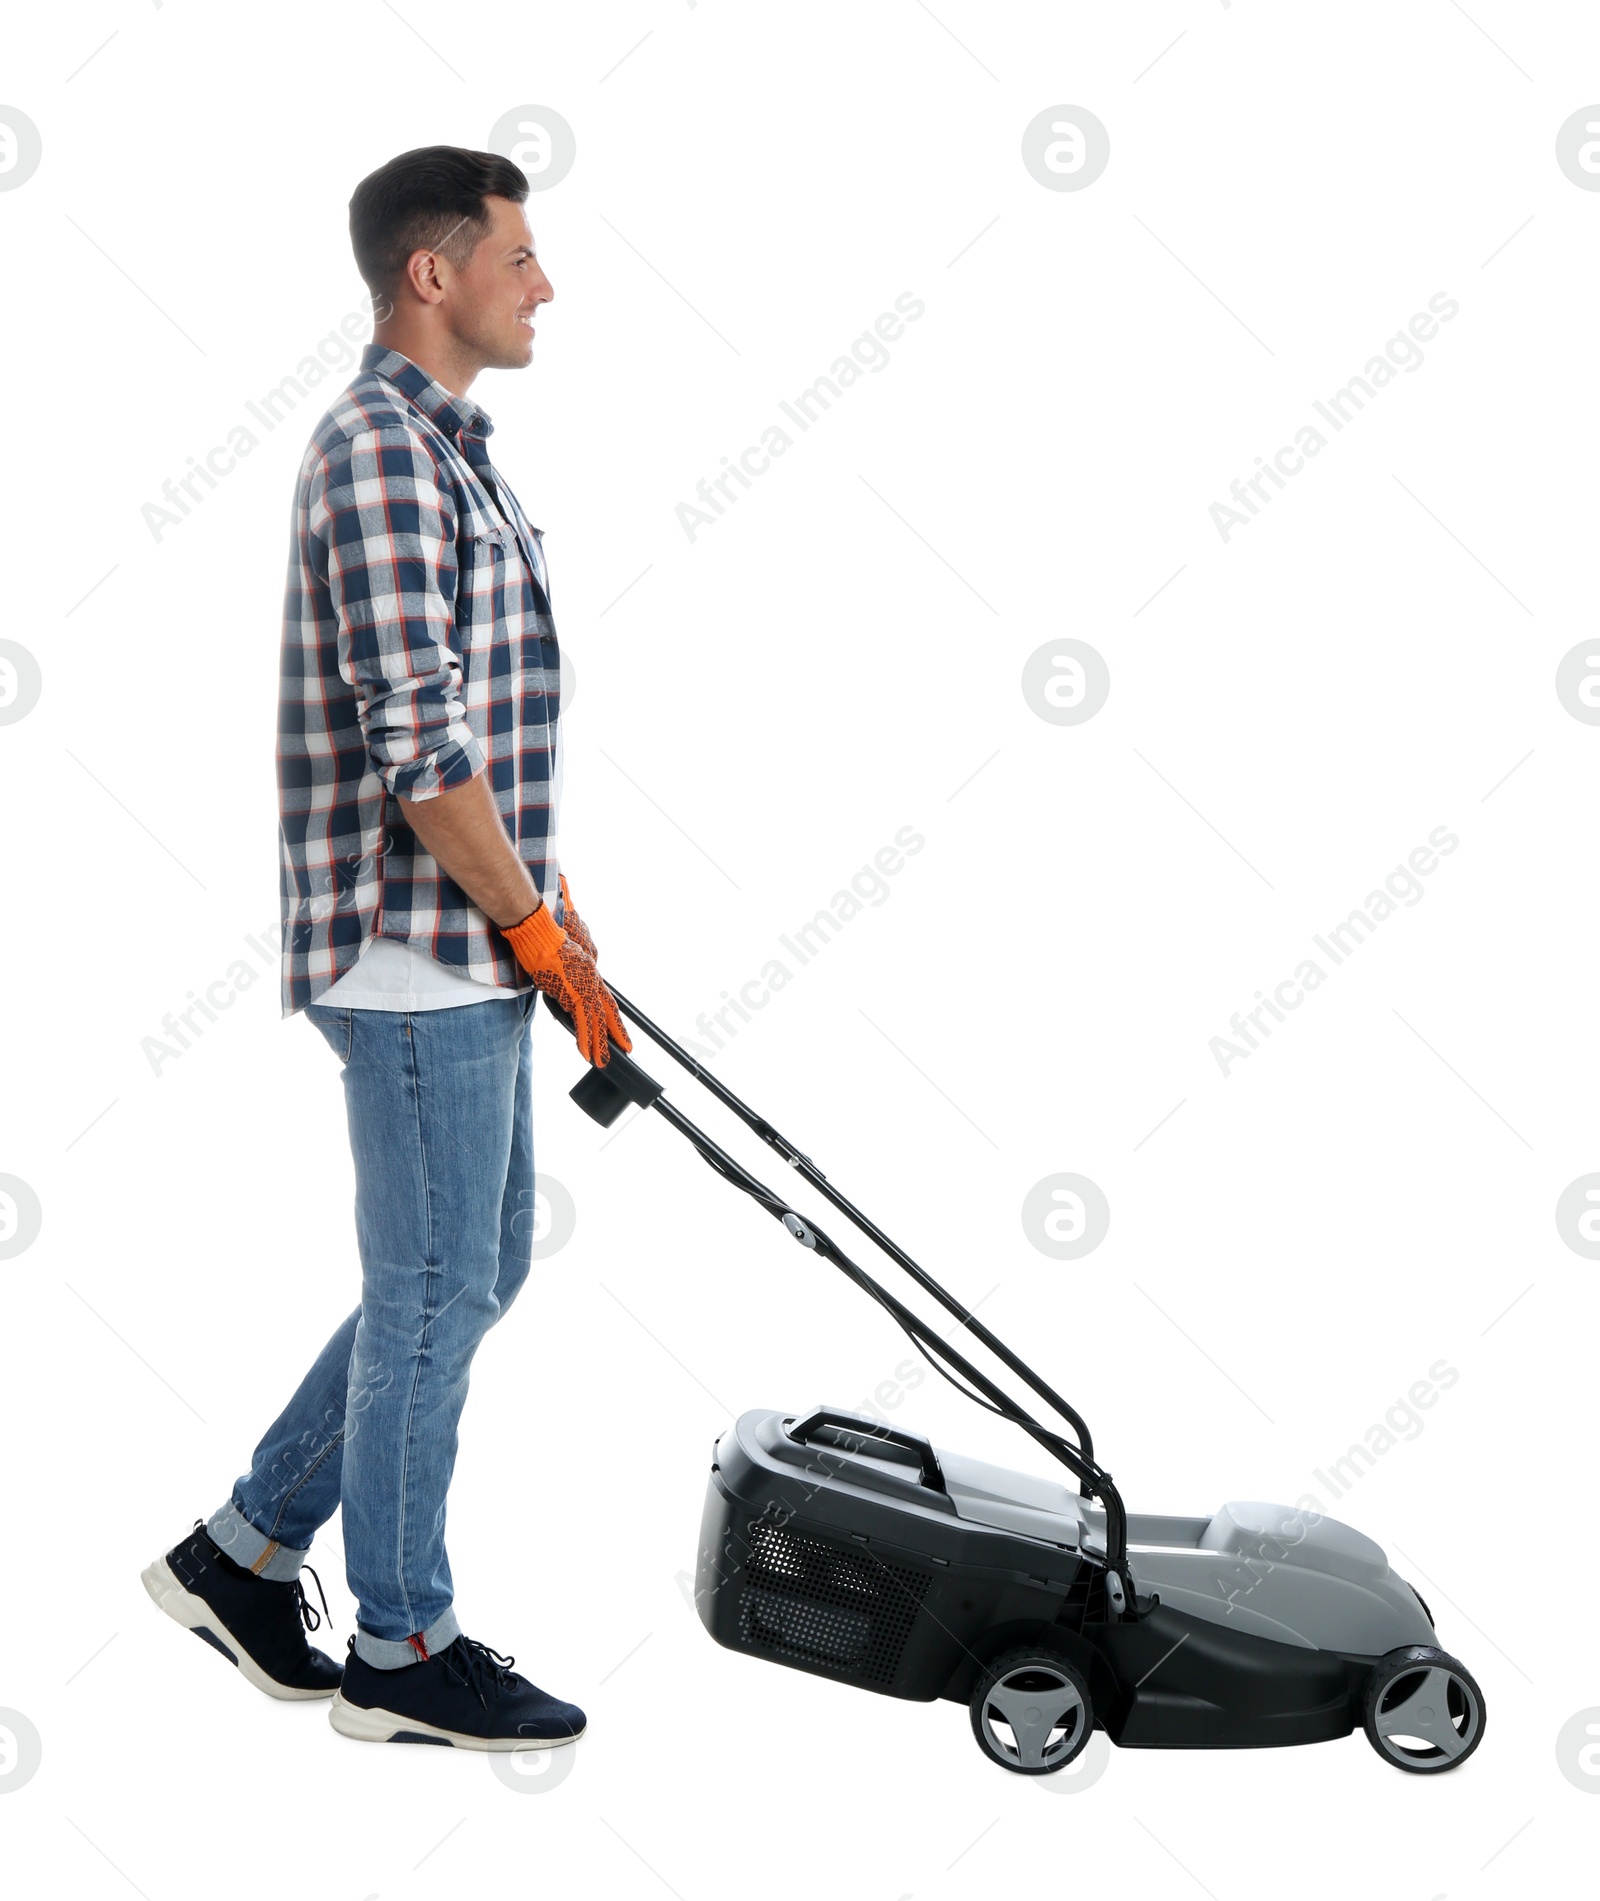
[318,934,527,1011]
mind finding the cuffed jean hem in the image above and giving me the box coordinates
[206,1497,309,1583]
[354,1605,462,1670]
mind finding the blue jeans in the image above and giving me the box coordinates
[207,991,540,1667]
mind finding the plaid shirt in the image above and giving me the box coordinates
[277,344,561,1016]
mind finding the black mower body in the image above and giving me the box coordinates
[696,1408,1395,1751]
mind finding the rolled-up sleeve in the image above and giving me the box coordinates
[310,425,486,801]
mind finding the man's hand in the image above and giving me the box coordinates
[557,873,597,958]
[393,777,630,1062]
[552,873,631,1061]
[502,903,631,1066]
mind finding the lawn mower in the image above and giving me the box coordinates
[549,988,1485,1776]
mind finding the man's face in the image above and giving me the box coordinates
[446,195,553,371]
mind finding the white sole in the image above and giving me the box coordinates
[140,1555,337,1702]
[329,1689,584,1750]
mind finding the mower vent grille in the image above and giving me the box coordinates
[737,1523,929,1685]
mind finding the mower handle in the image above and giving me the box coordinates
[542,981,1134,1596]
[592,981,1099,1480]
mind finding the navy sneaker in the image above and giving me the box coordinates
[142,1520,342,1700]
[330,1633,586,1750]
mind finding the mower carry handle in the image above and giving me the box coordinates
[786,1408,947,1494]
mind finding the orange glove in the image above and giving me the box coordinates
[502,899,631,1067]
[555,874,629,1059]
[557,873,597,959]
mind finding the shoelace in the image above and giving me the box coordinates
[443,1636,518,1710]
[291,1564,331,1635]
[189,1521,330,1638]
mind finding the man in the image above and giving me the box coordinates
[141,145,629,1751]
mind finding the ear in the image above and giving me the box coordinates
[401,245,449,306]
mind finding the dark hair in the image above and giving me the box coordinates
[349,145,529,302]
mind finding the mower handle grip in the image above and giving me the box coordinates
[540,989,664,1125]
[786,1408,947,1494]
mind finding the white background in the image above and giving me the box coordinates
[2,2,1597,1895]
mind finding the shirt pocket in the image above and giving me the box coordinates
[458,523,513,658]
[466,521,512,562]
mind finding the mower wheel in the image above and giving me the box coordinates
[969,1648,1094,1775]
[1363,1645,1485,1773]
